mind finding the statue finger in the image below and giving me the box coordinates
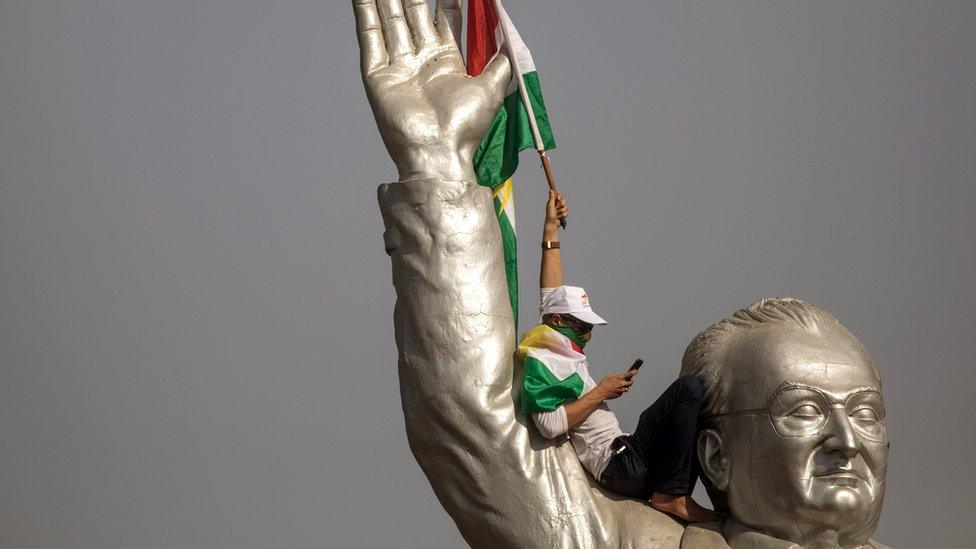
[434,1,462,51]
[435,0,463,49]
[404,0,437,50]
[353,0,389,75]
[377,0,415,58]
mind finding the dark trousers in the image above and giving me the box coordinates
[599,375,704,499]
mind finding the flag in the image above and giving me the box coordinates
[517,324,593,414]
[467,0,556,328]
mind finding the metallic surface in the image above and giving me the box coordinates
[680,300,889,548]
[353,2,888,547]
[377,178,684,548]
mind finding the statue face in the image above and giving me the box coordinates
[715,326,888,544]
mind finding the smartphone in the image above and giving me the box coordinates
[629,359,644,372]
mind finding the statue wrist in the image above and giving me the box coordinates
[392,148,477,184]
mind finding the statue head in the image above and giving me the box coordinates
[681,298,888,546]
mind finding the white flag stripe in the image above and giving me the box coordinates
[492,0,546,151]
[494,3,536,73]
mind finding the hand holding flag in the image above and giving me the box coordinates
[545,190,569,230]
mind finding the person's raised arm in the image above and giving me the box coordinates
[540,191,568,289]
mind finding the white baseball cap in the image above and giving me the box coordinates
[541,285,608,326]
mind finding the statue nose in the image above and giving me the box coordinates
[821,406,861,458]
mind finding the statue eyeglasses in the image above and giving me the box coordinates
[707,383,887,443]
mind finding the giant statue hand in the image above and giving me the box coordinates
[353,1,686,547]
[355,0,510,182]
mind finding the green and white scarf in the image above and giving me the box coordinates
[517,324,595,414]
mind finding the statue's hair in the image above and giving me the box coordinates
[680,297,868,422]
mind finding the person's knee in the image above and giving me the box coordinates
[677,375,704,402]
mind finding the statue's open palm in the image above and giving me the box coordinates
[354,0,510,182]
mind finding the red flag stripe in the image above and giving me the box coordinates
[466,0,499,76]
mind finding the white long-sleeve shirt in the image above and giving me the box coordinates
[532,406,569,438]
[527,288,626,480]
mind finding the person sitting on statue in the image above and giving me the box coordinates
[518,190,718,523]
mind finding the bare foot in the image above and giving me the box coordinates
[648,493,718,523]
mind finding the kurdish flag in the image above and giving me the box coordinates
[467,0,556,327]
[517,324,594,414]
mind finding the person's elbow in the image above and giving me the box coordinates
[531,407,569,439]
[535,421,563,439]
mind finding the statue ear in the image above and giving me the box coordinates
[698,428,730,491]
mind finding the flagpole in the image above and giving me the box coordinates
[492,0,566,229]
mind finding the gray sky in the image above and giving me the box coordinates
[1,1,974,547]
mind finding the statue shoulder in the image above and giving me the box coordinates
[680,521,728,549]
[679,521,889,549]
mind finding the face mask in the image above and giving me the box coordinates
[547,323,590,350]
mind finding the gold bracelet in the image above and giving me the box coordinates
[542,241,560,250]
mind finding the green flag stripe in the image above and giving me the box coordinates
[519,355,585,414]
[494,197,518,328]
[474,72,556,189]
[473,71,555,328]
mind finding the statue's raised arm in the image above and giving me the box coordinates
[352,1,686,547]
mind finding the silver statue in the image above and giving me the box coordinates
[679,299,888,548]
[352,2,888,547]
